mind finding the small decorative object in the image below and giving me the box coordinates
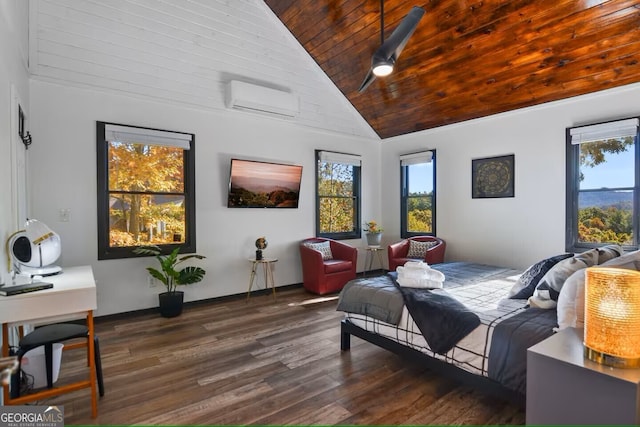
[133,245,206,318]
[18,105,32,150]
[363,220,383,247]
[584,267,640,368]
[255,236,268,260]
[472,154,515,198]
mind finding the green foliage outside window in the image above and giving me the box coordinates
[577,137,634,246]
[317,161,357,234]
[406,194,433,233]
[108,142,186,247]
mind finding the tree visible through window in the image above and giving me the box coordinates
[316,150,361,239]
[401,151,436,238]
[97,122,196,259]
[566,118,638,251]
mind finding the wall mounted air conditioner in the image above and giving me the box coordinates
[226,80,299,118]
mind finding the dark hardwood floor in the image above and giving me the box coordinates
[36,286,525,425]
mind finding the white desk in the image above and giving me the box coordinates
[1,266,98,417]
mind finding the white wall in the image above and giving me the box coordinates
[28,80,381,316]
[381,83,640,270]
[0,0,30,286]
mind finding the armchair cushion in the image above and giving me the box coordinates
[303,241,333,260]
[324,259,353,274]
[407,240,437,258]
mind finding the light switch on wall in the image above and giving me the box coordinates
[59,208,71,222]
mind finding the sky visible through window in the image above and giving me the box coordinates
[408,163,433,193]
[580,143,634,190]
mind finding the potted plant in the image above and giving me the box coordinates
[363,220,383,247]
[133,245,206,318]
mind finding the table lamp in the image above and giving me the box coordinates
[584,267,640,368]
[7,219,62,276]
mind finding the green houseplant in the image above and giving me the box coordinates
[133,245,206,318]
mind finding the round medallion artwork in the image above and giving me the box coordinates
[472,155,514,198]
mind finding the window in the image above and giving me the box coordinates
[96,122,196,259]
[400,150,436,238]
[566,118,639,252]
[316,150,361,239]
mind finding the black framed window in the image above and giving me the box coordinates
[566,118,639,252]
[316,150,361,239]
[400,150,436,238]
[96,121,196,259]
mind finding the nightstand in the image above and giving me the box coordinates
[526,327,640,425]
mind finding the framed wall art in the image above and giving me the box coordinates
[472,154,514,198]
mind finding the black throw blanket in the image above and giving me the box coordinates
[389,272,481,355]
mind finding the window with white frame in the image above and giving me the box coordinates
[400,150,436,237]
[566,118,638,252]
[316,150,361,239]
[96,122,196,259]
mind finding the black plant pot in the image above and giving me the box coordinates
[158,291,184,318]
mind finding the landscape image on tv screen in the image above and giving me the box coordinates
[227,159,303,208]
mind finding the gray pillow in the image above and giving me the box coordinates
[596,244,624,264]
[509,253,573,299]
[529,249,598,308]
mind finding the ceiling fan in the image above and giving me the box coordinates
[358,1,425,93]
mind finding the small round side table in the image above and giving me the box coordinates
[362,246,385,277]
[247,257,278,301]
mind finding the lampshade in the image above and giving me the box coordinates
[25,218,56,245]
[584,267,640,368]
[372,59,394,77]
[8,219,62,276]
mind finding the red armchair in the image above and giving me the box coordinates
[299,237,357,295]
[387,236,446,272]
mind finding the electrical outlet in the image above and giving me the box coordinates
[148,276,157,287]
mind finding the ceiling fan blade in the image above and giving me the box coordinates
[377,6,425,63]
[358,68,376,92]
[358,6,425,93]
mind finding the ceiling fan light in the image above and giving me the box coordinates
[373,60,394,77]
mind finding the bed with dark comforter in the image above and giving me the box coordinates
[337,262,557,402]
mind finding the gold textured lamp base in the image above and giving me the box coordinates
[585,346,640,369]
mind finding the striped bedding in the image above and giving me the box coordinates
[343,262,529,377]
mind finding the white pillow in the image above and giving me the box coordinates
[556,269,585,330]
[557,249,640,330]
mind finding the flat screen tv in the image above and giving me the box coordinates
[227,159,303,208]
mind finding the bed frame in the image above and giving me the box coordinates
[340,318,525,407]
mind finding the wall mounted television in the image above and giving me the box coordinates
[227,158,303,208]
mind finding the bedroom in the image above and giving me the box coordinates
[1,0,640,424]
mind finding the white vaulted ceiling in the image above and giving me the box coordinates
[28,0,377,139]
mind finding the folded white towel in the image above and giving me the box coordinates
[397,266,445,282]
[396,277,444,289]
[403,260,429,270]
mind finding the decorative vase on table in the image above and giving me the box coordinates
[255,237,268,260]
[366,232,382,247]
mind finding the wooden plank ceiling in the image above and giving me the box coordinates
[265,0,640,139]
